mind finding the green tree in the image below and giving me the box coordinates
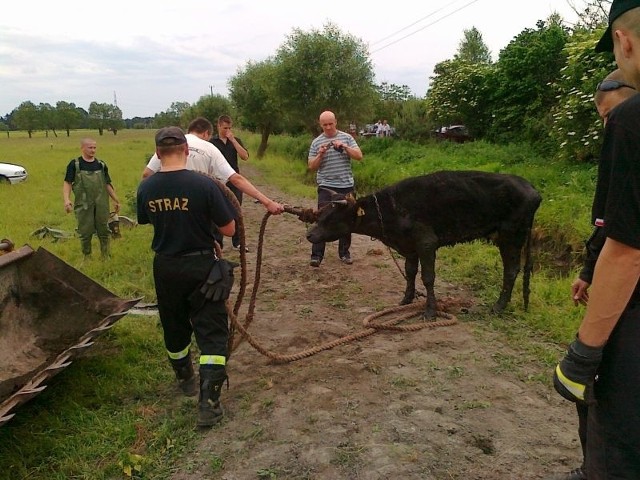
[12,101,40,138]
[275,22,376,135]
[377,82,414,102]
[487,16,570,145]
[152,101,191,128]
[56,101,85,136]
[371,82,415,134]
[549,27,615,162]
[88,102,123,135]
[393,97,432,142]
[454,27,492,64]
[38,103,58,138]
[424,26,494,139]
[425,59,494,137]
[182,95,233,127]
[229,59,285,158]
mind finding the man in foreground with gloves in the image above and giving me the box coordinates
[553,1,640,477]
[557,69,638,480]
[137,126,237,428]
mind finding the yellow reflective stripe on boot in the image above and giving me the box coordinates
[199,355,226,366]
[167,345,190,360]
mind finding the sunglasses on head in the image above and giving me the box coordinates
[597,79,636,91]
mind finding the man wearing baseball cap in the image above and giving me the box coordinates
[552,1,640,478]
[137,126,237,427]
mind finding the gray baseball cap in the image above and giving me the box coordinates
[155,126,187,146]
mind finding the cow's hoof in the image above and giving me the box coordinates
[399,296,414,305]
[421,310,437,321]
[491,303,507,314]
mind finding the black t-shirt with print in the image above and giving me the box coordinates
[136,170,235,256]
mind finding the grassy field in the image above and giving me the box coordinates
[0,129,595,478]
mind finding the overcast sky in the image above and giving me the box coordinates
[0,0,584,119]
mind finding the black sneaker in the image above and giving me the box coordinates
[340,255,353,265]
[310,258,321,267]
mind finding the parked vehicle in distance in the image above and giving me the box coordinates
[434,125,473,143]
[359,124,378,137]
[0,162,28,184]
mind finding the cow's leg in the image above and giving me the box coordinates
[494,234,524,312]
[415,226,439,319]
[401,254,419,305]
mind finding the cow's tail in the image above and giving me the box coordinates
[522,224,534,311]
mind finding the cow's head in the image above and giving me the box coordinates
[306,191,357,243]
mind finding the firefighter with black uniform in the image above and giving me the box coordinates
[137,126,236,427]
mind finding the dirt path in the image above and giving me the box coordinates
[172,165,581,480]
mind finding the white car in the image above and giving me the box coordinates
[0,162,28,184]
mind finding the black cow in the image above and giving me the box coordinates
[306,171,542,319]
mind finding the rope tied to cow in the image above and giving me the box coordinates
[226,204,458,364]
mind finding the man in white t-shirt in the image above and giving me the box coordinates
[142,117,284,216]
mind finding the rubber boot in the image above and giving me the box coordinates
[80,237,92,257]
[99,236,110,259]
[197,368,227,427]
[170,357,197,397]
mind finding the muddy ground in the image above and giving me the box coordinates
[171,165,582,480]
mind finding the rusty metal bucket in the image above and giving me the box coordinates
[0,245,141,426]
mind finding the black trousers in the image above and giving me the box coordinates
[153,254,228,359]
[586,301,640,478]
[311,186,353,260]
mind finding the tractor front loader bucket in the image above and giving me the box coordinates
[0,245,141,427]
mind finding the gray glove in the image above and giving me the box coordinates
[200,259,238,302]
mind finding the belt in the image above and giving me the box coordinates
[181,250,215,257]
[156,250,215,258]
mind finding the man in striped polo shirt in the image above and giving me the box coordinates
[307,111,363,267]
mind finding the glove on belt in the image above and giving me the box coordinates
[200,259,238,302]
[553,336,603,405]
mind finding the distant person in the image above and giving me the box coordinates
[307,110,363,267]
[558,69,637,480]
[381,120,391,137]
[142,118,284,249]
[374,119,383,137]
[210,115,250,251]
[552,2,640,478]
[62,137,120,258]
[137,126,236,428]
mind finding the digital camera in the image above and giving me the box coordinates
[329,141,344,152]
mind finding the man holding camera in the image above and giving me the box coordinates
[307,110,363,267]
